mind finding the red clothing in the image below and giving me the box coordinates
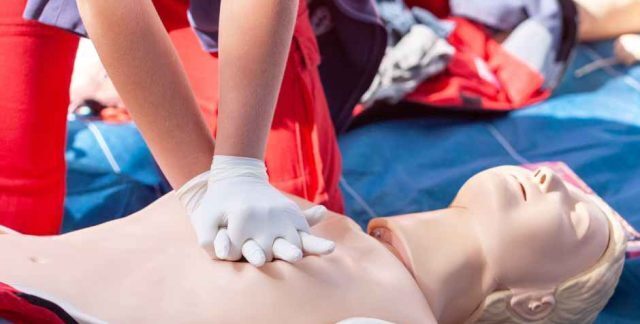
[163,0,345,212]
[0,0,343,235]
[406,17,549,110]
[0,282,68,323]
[404,0,450,18]
[387,0,575,112]
[0,0,78,235]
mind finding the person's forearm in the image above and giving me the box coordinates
[215,0,298,159]
[76,0,215,188]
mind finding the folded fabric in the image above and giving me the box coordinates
[376,0,417,41]
[354,0,578,121]
[362,24,454,106]
[450,0,575,88]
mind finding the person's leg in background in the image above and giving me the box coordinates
[0,0,78,234]
[575,0,640,41]
[159,0,345,212]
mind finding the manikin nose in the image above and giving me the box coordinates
[533,167,562,193]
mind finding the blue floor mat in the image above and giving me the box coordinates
[339,41,640,322]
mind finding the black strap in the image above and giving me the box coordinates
[16,292,79,324]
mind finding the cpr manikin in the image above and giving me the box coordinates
[0,166,626,323]
[369,166,626,323]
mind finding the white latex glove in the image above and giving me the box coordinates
[177,155,335,267]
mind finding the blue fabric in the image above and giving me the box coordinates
[64,118,170,232]
[339,40,640,323]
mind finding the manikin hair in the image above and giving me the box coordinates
[468,196,627,324]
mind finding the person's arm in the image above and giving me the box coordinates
[215,0,298,158]
[77,0,334,266]
[76,0,214,188]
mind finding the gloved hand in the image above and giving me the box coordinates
[177,155,335,267]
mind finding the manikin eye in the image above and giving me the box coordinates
[511,175,527,201]
[519,182,527,201]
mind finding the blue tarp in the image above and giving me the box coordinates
[339,41,640,323]
[64,119,170,232]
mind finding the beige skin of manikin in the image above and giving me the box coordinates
[0,166,610,323]
[370,166,610,323]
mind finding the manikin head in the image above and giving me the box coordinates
[460,166,626,323]
[372,166,626,323]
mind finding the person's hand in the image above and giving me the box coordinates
[177,155,335,267]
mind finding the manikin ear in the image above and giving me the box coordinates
[508,288,556,321]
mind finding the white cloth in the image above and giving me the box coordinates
[362,25,454,107]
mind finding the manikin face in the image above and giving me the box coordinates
[451,166,609,290]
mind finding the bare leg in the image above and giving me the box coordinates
[576,0,640,41]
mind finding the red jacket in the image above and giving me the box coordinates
[397,0,576,111]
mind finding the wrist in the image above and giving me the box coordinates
[210,155,268,183]
[176,171,210,214]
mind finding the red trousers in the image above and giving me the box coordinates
[0,0,344,235]
[0,1,77,235]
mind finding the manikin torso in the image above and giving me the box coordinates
[0,194,434,323]
[0,166,616,323]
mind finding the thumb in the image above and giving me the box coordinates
[302,205,328,227]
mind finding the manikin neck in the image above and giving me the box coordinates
[369,208,496,324]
